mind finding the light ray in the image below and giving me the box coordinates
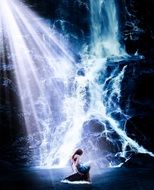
[0,0,78,167]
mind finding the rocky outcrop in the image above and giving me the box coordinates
[122,153,154,168]
[117,0,154,54]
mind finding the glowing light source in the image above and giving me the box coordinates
[0,0,79,167]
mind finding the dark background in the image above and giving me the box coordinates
[0,0,154,166]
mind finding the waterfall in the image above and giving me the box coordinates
[0,0,153,169]
[90,0,122,57]
[76,0,154,166]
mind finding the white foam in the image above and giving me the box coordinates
[61,179,92,184]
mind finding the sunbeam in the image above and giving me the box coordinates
[0,0,78,167]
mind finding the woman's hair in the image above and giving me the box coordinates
[72,149,83,159]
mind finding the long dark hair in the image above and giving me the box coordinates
[72,149,83,160]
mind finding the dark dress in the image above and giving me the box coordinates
[64,163,90,181]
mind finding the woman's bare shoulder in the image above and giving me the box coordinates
[72,154,80,162]
[74,154,80,158]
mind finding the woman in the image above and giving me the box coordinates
[64,149,91,182]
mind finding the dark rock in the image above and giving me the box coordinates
[120,61,154,115]
[122,153,154,168]
[83,119,105,135]
[0,160,14,174]
[64,172,90,182]
[125,115,154,152]
[117,0,154,54]
[106,154,126,166]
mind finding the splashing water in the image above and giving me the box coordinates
[44,0,154,167]
[0,0,153,169]
[77,0,154,166]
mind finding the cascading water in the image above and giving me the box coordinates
[0,0,153,169]
[48,0,154,167]
[76,0,154,166]
[90,0,122,57]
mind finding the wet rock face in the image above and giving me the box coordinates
[24,0,90,50]
[0,61,27,165]
[120,58,154,115]
[126,116,154,152]
[118,0,154,54]
[122,153,154,168]
[24,0,59,19]
[119,58,154,153]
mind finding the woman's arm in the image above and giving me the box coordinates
[71,155,80,173]
[71,162,76,173]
